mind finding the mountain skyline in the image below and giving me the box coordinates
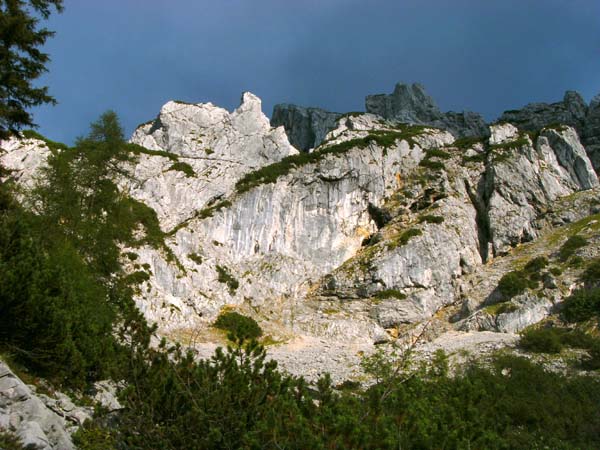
[32,0,600,144]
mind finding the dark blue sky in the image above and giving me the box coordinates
[32,0,600,144]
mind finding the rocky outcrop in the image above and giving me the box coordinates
[365,83,489,138]
[484,124,598,256]
[0,136,51,190]
[498,90,600,172]
[127,92,298,230]
[584,94,600,170]
[123,114,456,339]
[499,91,588,134]
[0,360,83,450]
[270,104,341,151]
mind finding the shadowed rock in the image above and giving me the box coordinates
[365,83,489,138]
[271,104,341,151]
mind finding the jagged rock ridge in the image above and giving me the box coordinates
[365,83,489,138]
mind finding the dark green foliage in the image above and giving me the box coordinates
[496,258,548,301]
[418,158,445,170]
[519,327,565,353]
[198,199,232,219]
[549,266,563,276]
[418,214,444,224]
[73,420,117,450]
[126,142,179,161]
[374,289,406,300]
[424,148,451,159]
[462,152,487,163]
[125,270,151,285]
[167,161,195,177]
[213,311,262,341]
[559,235,588,261]
[215,265,239,294]
[0,112,156,388]
[488,135,530,152]
[451,136,483,150]
[582,258,600,286]
[497,270,534,299]
[561,288,600,323]
[188,252,203,264]
[0,209,120,387]
[568,255,585,268]
[0,0,64,138]
[520,327,600,368]
[524,256,548,273]
[78,346,600,449]
[235,126,427,193]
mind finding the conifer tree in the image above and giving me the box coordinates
[0,0,63,138]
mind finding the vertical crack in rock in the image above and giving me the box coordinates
[464,177,492,262]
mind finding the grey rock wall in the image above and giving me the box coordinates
[365,83,489,138]
[271,104,341,151]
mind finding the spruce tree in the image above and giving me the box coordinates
[0,0,63,139]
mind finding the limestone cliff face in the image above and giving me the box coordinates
[119,101,597,343]
[2,90,599,352]
[127,92,298,230]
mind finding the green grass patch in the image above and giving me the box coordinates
[484,302,519,316]
[21,129,69,153]
[424,148,451,160]
[374,289,407,300]
[388,228,422,250]
[168,162,195,177]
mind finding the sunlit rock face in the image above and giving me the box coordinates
[2,90,599,351]
[127,92,298,230]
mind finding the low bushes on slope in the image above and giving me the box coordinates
[75,342,600,450]
[213,311,262,341]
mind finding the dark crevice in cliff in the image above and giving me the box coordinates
[465,176,492,263]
